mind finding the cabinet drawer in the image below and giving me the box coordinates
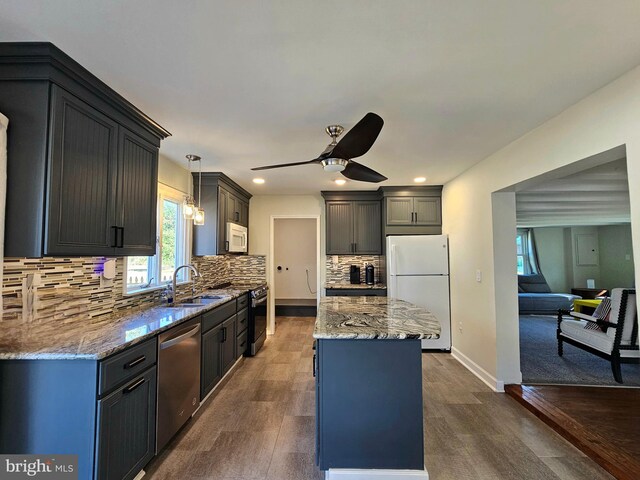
[202,299,236,333]
[236,307,248,334]
[237,293,249,311]
[236,329,248,358]
[98,338,157,396]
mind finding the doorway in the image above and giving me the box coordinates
[268,215,320,334]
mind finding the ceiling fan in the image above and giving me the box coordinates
[252,112,387,183]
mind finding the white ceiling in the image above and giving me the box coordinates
[2,1,640,194]
[516,158,630,227]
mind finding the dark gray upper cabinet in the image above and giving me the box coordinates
[192,173,252,256]
[322,191,383,255]
[0,43,170,257]
[381,186,443,236]
[117,128,159,256]
[46,86,119,256]
[326,201,354,254]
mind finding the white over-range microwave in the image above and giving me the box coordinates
[226,222,248,252]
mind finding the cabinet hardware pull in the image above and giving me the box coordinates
[353,242,356,252]
[313,354,316,377]
[222,327,227,342]
[124,355,146,369]
[124,377,146,393]
[111,226,119,248]
[118,227,125,248]
[225,240,229,251]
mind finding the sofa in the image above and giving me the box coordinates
[518,274,581,314]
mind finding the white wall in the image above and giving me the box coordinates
[274,218,317,300]
[158,154,190,194]
[599,224,635,288]
[534,227,570,292]
[249,194,325,332]
[443,64,640,388]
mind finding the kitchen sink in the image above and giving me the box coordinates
[169,297,220,308]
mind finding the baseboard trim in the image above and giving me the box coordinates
[451,347,505,392]
[326,469,429,480]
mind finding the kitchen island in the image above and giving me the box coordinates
[313,296,440,477]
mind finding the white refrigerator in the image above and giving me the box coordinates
[387,235,451,350]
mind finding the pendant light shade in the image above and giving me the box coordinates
[193,208,205,225]
[185,154,205,225]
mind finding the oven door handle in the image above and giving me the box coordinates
[252,297,268,307]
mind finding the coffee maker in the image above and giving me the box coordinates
[365,264,375,285]
[349,265,361,284]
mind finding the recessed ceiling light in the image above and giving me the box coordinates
[253,178,265,184]
[334,179,346,186]
[414,176,426,183]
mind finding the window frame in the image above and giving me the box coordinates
[123,183,192,296]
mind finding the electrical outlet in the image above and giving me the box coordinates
[625,254,631,261]
[475,270,482,283]
[458,321,463,333]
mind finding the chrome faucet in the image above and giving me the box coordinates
[169,264,201,304]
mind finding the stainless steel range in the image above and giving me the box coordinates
[247,285,268,356]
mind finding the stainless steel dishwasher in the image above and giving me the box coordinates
[156,318,201,452]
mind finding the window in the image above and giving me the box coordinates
[125,184,191,294]
[516,228,540,275]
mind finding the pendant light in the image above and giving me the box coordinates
[183,154,198,220]
[190,154,205,226]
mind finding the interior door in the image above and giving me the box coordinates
[394,275,451,350]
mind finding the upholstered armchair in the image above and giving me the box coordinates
[557,288,638,383]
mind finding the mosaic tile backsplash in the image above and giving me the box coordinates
[325,255,384,284]
[2,254,266,324]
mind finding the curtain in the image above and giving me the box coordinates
[527,229,541,274]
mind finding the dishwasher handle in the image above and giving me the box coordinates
[160,324,201,350]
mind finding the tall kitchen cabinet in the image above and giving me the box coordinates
[322,191,382,255]
[192,172,252,256]
[0,43,170,257]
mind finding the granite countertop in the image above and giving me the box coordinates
[314,296,440,340]
[0,284,265,361]
[325,283,387,290]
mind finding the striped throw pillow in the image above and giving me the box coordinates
[584,298,612,332]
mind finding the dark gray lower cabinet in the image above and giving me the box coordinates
[95,366,157,480]
[221,315,237,374]
[201,323,224,399]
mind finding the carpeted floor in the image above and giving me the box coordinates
[520,315,640,386]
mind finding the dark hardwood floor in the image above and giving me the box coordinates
[506,384,640,480]
[145,317,613,479]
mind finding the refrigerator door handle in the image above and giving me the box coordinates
[390,244,398,296]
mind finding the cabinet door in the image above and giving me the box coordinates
[353,201,381,254]
[413,197,441,226]
[117,128,159,255]
[227,193,241,225]
[385,197,414,226]
[326,202,354,254]
[95,366,157,480]
[218,187,229,254]
[201,324,223,399]
[221,315,237,375]
[46,86,118,256]
[239,199,249,227]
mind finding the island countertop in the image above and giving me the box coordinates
[0,283,265,360]
[313,296,441,340]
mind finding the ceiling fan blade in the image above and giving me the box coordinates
[251,158,321,171]
[342,161,387,183]
[331,112,384,160]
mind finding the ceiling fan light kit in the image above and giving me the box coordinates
[251,112,387,183]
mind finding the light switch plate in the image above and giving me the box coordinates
[475,270,482,283]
